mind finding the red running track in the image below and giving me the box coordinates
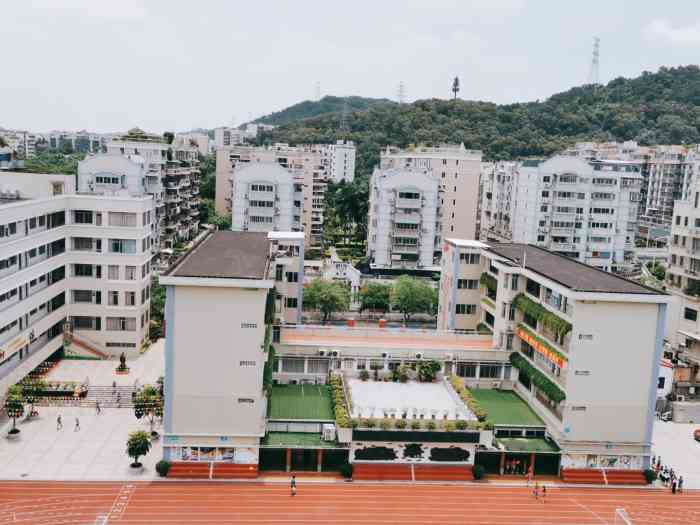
[0,481,698,525]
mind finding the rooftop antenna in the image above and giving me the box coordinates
[452,76,460,100]
[397,81,406,104]
[587,37,600,85]
[315,81,321,102]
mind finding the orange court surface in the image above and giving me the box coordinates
[0,481,698,525]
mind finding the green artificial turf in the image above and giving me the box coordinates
[268,385,334,421]
[469,389,544,426]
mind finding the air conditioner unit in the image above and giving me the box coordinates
[322,424,336,441]
[689,387,696,395]
[381,352,389,359]
[677,395,686,402]
[445,353,454,361]
[414,352,423,360]
[318,349,326,357]
[329,350,340,358]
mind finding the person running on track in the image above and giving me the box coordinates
[533,482,539,500]
[56,414,63,430]
[541,485,546,503]
[291,475,297,496]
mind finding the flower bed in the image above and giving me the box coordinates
[449,376,489,423]
[329,375,351,428]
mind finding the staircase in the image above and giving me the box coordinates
[561,468,606,484]
[84,385,137,408]
[352,463,412,481]
[414,464,474,481]
[605,470,648,485]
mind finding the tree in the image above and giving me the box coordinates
[150,276,165,340]
[212,214,232,230]
[391,276,436,323]
[417,360,441,383]
[23,379,47,417]
[4,385,24,434]
[163,132,175,145]
[303,279,351,324]
[359,282,392,313]
[126,430,152,468]
[133,385,163,437]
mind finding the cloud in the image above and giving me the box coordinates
[645,19,700,46]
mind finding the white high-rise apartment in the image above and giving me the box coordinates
[379,144,483,240]
[367,168,440,269]
[45,131,107,154]
[437,238,668,471]
[0,172,154,397]
[480,161,518,242]
[105,129,201,261]
[511,156,642,272]
[216,143,346,246]
[176,132,210,156]
[0,129,38,158]
[322,140,356,182]
[214,127,246,149]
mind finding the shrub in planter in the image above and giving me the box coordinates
[429,446,470,462]
[410,420,422,430]
[403,443,423,459]
[362,418,376,428]
[394,419,407,429]
[339,463,353,479]
[380,419,392,430]
[443,421,456,432]
[643,468,657,484]
[4,385,24,434]
[354,446,397,461]
[426,420,437,430]
[126,430,152,468]
[359,370,370,382]
[156,460,171,477]
[351,418,360,428]
[455,419,468,431]
[472,464,485,480]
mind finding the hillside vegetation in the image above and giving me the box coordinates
[254,95,395,126]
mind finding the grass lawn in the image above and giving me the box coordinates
[469,389,544,426]
[261,432,338,448]
[269,385,334,421]
[496,437,559,453]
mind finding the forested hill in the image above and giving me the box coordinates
[263,65,700,176]
[253,96,395,126]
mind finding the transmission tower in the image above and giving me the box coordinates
[339,98,350,136]
[397,81,406,104]
[587,37,600,85]
[315,81,321,102]
[452,76,460,100]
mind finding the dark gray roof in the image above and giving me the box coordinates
[167,231,269,280]
[487,243,663,295]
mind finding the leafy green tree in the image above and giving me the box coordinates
[198,154,216,199]
[359,282,392,312]
[303,279,351,324]
[391,276,436,323]
[418,360,441,382]
[133,385,163,436]
[163,132,175,145]
[212,214,232,230]
[149,276,165,340]
[23,379,47,417]
[4,385,24,434]
[23,152,86,175]
[126,430,152,467]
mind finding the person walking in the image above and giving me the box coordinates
[541,485,546,504]
[56,414,63,431]
[533,482,539,500]
[679,476,684,493]
[290,475,297,496]
[527,465,533,487]
[74,417,80,432]
[671,478,677,494]
[95,400,101,415]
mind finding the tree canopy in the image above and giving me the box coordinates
[303,279,351,324]
[391,276,438,322]
[359,282,392,313]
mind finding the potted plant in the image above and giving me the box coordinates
[133,385,163,440]
[127,430,152,472]
[359,370,370,382]
[156,460,171,477]
[4,386,24,439]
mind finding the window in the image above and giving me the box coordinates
[459,253,480,264]
[456,362,477,378]
[72,316,101,330]
[658,377,666,389]
[479,364,502,379]
[73,264,93,277]
[684,308,698,322]
[73,210,93,224]
[285,297,298,308]
[398,191,420,199]
[238,398,255,404]
[106,317,136,331]
[240,361,256,367]
[510,274,519,289]
[125,266,136,280]
[108,212,136,227]
[457,279,478,289]
[108,291,119,306]
[281,357,305,373]
[286,272,298,283]
[109,239,136,254]
[72,290,94,303]
[125,291,136,306]
[455,304,476,315]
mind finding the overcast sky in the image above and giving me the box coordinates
[3,0,700,134]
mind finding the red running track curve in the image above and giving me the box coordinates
[0,481,698,525]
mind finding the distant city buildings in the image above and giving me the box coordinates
[176,132,210,156]
[45,130,108,154]
[0,129,39,158]
[0,171,154,396]
[213,127,246,149]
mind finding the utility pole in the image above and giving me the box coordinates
[452,77,460,100]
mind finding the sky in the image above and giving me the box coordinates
[3,0,700,134]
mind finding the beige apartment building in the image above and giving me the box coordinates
[379,144,482,240]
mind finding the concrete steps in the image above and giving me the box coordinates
[605,470,647,485]
[560,468,606,484]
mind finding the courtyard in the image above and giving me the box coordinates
[651,420,700,489]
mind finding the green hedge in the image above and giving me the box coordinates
[480,273,498,293]
[354,446,397,460]
[513,293,572,338]
[509,352,566,403]
[429,447,471,462]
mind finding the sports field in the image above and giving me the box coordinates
[0,481,697,524]
[268,384,334,420]
[470,389,544,426]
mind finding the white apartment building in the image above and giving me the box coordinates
[512,156,641,272]
[322,140,356,182]
[437,238,668,468]
[0,172,154,398]
[367,167,439,270]
[214,127,246,149]
[46,130,107,154]
[216,143,340,246]
[106,129,201,259]
[380,144,483,241]
[0,129,38,158]
[176,132,210,156]
[480,162,518,242]
[160,230,303,469]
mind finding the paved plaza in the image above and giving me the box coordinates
[651,420,700,489]
[47,339,165,386]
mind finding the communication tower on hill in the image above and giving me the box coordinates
[397,81,406,104]
[587,37,600,85]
